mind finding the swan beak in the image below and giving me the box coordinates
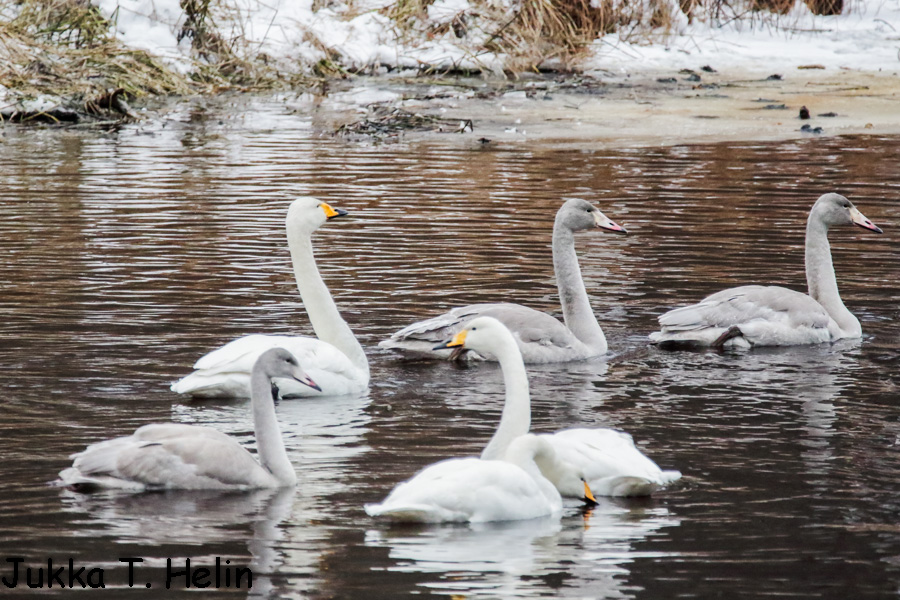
[294,373,322,392]
[850,207,883,234]
[433,330,467,350]
[594,211,627,234]
[321,203,349,220]
[583,480,599,505]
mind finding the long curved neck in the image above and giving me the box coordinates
[805,215,860,335]
[480,335,532,461]
[286,225,368,376]
[504,436,561,503]
[250,370,296,485]
[552,222,607,352]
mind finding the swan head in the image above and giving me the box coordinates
[433,316,517,360]
[287,196,348,235]
[256,347,321,392]
[557,198,626,235]
[812,193,882,234]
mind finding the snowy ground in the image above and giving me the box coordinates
[2,1,898,144]
[95,0,900,76]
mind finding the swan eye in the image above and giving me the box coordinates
[842,203,850,208]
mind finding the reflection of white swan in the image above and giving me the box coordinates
[380,199,626,363]
[650,193,882,349]
[437,316,680,497]
[365,499,680,598]
[171,197,369,398]
[366,434,595,523]
[59,349,318,490]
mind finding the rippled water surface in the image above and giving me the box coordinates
[1,99,899,598]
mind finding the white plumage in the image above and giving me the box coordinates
[365,435,585,523]
[436,316,680,498]
[171,197,369,398]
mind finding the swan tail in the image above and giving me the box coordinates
[364,502,461,523]
[170,372,251,398]
[659,470,683,485]
[57,467,147,492]
[379,306,489,359]
[592,475,659,497]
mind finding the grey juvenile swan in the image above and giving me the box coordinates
[59,348,319,491]
[649,193,882,349]
[379,198,626,363]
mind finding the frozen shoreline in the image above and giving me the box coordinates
[2,0,898,143]
[281,66,899,148]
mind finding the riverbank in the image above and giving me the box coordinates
[314,66,900,147]
[1,0,898,139]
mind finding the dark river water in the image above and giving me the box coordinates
[1,98,899,599]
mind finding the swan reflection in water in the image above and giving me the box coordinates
[365,499,679,598]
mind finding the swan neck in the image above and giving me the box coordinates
[552,222,607,352]
[504,437,562,504]
[480,339,531,461]
[286,225,368,376]
[805,215,859,335]
[250,369,296,485]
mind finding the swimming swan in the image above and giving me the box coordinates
[365,434,597,523]
[171,197,369,398]
[59,348,318,491]
[435,316,681,497]
[379,198,626,363]
[649,193,883,349]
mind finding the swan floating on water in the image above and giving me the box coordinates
[171,197,369,398]
[59,348,318,491]
[365,434,597,523]
[379,198,626,363]
[435,316,681,497]
[649,193,883,349]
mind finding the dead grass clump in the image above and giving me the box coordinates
[489,0,607,71]
[481,0,685,72]
[336,105,473,139]
[0,0,193,120]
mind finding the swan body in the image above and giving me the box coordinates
[436,316,680,497]
[59,348,318,491]
[171,197,369,398]
[379,198,626,363]
[650,193,883,349]
[365,435,593,523]
[541,429,681,497]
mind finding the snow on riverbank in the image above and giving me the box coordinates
[591,1,900,75]
[95,0,900,77]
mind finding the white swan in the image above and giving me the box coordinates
[649,193,883,349]
[171,197,369,398]
[435,316,681,497]
[59,348,318,491]
[365,434,596,523]
[379,198,626,363]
